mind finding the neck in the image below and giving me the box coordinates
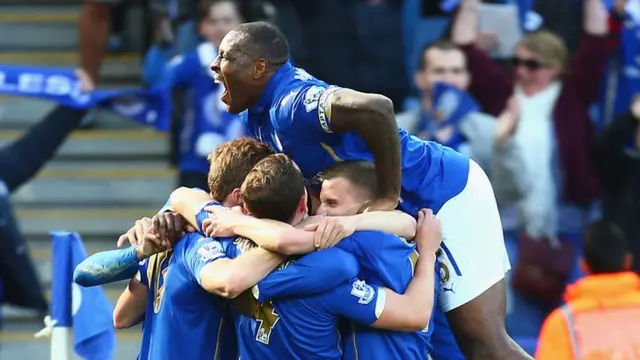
[520,82,553,96]
[421,93,432,112]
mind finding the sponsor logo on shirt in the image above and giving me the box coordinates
[197,241,224,261]
[350,280,375,305]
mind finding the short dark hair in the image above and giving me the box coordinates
[418,40,461,70]
[207,138,274,202]
[321,161,378,200]
[583,220,630,274]
[241,154,305,223]
[232,21,289,66]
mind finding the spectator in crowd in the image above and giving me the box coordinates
[536,220,640,359]
[0,71,95,322]
[144,0,245,190]
[78,0,196,85]
[451,0,614,337]
[396,40,508,171]
[594,95,640,274]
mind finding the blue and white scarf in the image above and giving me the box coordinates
[0,65,171,131]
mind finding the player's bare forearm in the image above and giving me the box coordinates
[79,1,111,82]
[373,252,437,331]
[74,246,141,287]
[329,89,401,200]
[446,280,532,360]
[113,277,147,329]
[228,216,315,255]
[170,187,212,229]
[200,247,284,298]
[352,211,417,240]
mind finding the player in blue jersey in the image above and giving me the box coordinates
[200,160,440,357]
[193,153,441,359]
[210,21,524,359]
[76,138,275,359]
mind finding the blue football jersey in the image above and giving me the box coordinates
[338,231,436,359]
[242,61,469,215]
[254,230,436,359]
[146,233,237,360]
[221,237,369,359]
[136,251,175,360]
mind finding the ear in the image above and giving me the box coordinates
[197,20,207,37]
[413,71,426,91]
[579,258,591,275]
[299,189,309,216]
[228,188,242,206]
[624,253,634,271]
[253,58,268,80]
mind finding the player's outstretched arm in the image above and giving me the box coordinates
[254,248,360,303]
[73,247,141,287]
[326,88,401,210]
[113,276,147,329]
[195,240,284,299]
[369,209,440,331]
[203,206,416,255]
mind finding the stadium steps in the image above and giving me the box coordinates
[0,96,150,130]
[0,51,143,83]
[0,5,172,352]
[0,129,169,159]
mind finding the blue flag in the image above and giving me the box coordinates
[50,231,115,360]
[0,65,171,131]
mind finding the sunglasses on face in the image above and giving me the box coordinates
[512,57,549,71]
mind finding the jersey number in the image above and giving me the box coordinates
[254,302,280,345]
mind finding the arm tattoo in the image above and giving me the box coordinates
[73,246,140,287]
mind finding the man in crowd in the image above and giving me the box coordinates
[536,220,640,359]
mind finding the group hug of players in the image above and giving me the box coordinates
[74,21,529,360]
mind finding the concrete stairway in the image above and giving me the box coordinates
[0,3,170,359]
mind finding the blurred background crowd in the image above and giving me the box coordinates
[1,0,640,358]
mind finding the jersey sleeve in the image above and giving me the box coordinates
[137,258,150,287]
[275,82,341,138]
[183,236,229,285]
[253,248,359,303]
[194,200,224,233]
[321,278,387,326]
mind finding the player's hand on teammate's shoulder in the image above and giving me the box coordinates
[151,212,187,249]
[363,197,399,213]
[117,217,153,248]
[414,209,442,256]
[304,216,355,250]
[202,205,245,237]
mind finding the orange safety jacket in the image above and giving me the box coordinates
[536,272,640,360]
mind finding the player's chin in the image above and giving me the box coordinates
[226,100,247,114]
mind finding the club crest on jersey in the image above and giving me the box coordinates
[350,280,375,305]
[439,261,451,284]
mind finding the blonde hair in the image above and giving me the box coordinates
[517,30,568,73]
